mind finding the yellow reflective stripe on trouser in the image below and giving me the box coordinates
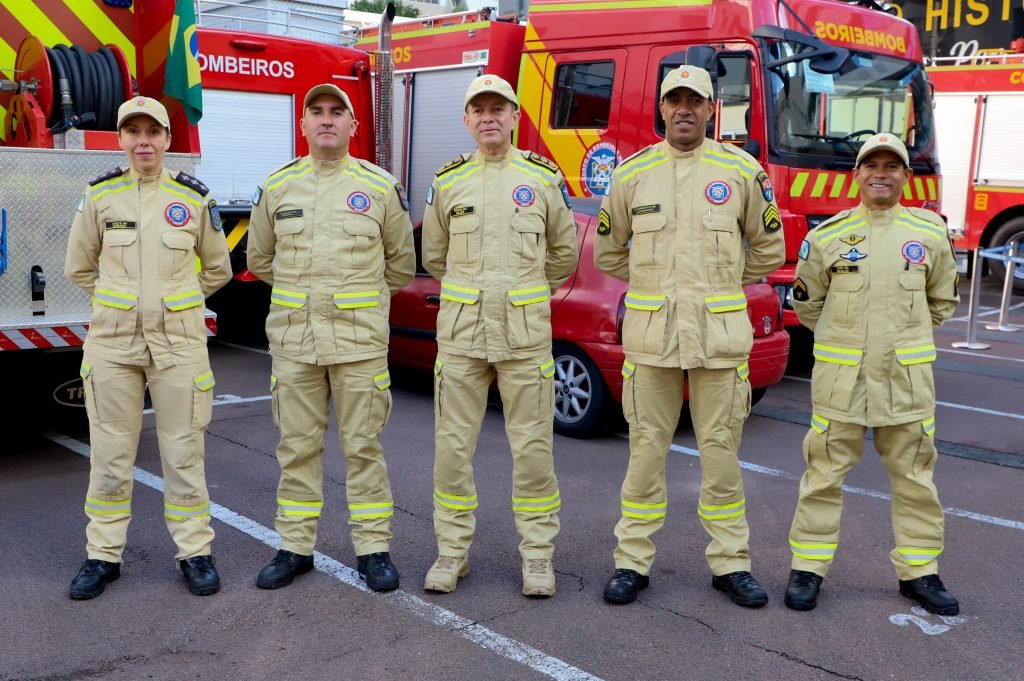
[621,359,635,379]
[334,290,381,309]
[349,500,394,520]
[80,362,92,379]
[704,293,747,312]
[622,498,666,519]
[624,292,666,310]
[736,362,749,381]
[374,371,391,390]
[790,539,838,561]
[163,290,204,311]
[812,343,863,365]
[895,344,937,365]
[434,358,443,375]
[440,282,480,304]
[85,497,131,515]
[270,288,307,308]
[270,375,278,391]
[434,489,478,510]
[922,416,936,437]
[193,371,215,392]
[278,498,323,517]
[810,413,830,434]
[897,546,942,565]
[508,285,549,306]
[697,498,745,520]
[540,358,555,379]
[94,288,137,310]
[512,491,561,513]
[164,500,211,521]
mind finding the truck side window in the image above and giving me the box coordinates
[552,61,615,129]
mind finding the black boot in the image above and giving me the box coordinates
[899,574,959,615]
[711,571,769,608]
[257,549,314,589]
[603,568,650,604]
[785,570,824,611]
[69,559,121,600]
[179,555,221,596]
[357,552,400,592]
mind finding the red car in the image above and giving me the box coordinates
[389,197,790,437]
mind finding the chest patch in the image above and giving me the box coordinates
[451,206,475,218]
[164,202,191,227]
[830,265,859,274]
[276,209,304,220]
[513,185,536,208]
[840,247,867,262]
[705,181,731,205]
[347,192,371,213]
[631,204,661,216]
[902,240,926,264]
[840,233,865,246]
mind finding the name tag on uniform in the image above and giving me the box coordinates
[830,265,859,274]
[275,209,303,220]
[105,220,137,230]
[450,206,475,218]
[631,204,661,216]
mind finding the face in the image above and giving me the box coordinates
[659,87,713,152]
[301,94,357,160]
[854,150,911,210]
[118,116,170,175]
[464,93,520,155]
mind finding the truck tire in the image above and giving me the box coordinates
[551,343,615,439]
[988,216,1024,294]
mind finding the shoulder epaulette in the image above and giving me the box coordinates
[269,157,303,176]
[614,144,668,183]
[173,171,209,197]
[88,167,124,186]
[619,145,656,168]
[702,141,759,179]
[523,150,559,175]
[436,154,471,178]
[905,207,946,229]
[898,207,947,240]
[812,209,865,246]
[356,158,398,184]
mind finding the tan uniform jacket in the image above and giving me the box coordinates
[64,166,231,369]
[794,204,959,426]
[247,155,415,365]
[421,147,578,362]
[594,139,785,369]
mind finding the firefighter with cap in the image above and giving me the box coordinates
[64,96,231,599]
[783,133,959,614]
[595,66,785,606]
[248,83,415,592]
[421,75,577,597]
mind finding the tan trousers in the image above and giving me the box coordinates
[789,417,945,580]
[432,351,560,559]
[81,351,215,562]
[614,363,752,576]
[270,355,394,556]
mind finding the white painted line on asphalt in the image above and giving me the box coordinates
[949,301,1024,321]
[937,348,1024,364]
[142,394,271,416]
[214,340,271,355]
[45,432,604,681]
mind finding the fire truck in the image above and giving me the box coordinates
[0,0,375,421]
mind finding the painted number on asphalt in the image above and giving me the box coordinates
[889,606,968,635]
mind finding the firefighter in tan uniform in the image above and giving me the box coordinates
[248,84,415,592]
[421,75,578,597]
[784,134,960,615]
[596,67,785,607]
[64,97,231,600]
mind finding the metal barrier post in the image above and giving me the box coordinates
[952,248,991,350]
[984,239,1020,332]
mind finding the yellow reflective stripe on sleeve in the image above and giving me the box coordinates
[704,293,747,312]
[510,157,553,187]
[159,182,203,208]
[80,362,92,379]
[434,358,443,375]
[922,416,936,437]
[897,546,942,565]
[895,344,937,365]
[343,165,390,194]
[333,290,381,309]
[373,371,391,390]
[163,290,204,311]
[508,285,550,306]
[267,161,312,190]
[736,362,749,381]
[697,497,746,520]
[700,149,753,179]
[89,177,134,200]
[810,413,830,434]
[94,288,138,310]
[621,359,635,379]
[812,343,863,365]
[789,539,838,560]
[437,161,481,190]
[624,292,667,310]
[278,498,324,517]
[434,489,479,510]
[616,149,668,182]
[164,500,211,521]
[349,500,394,519]
[270,288,308,308]
[440,282,480,304]
[622,498,667,519]
[193,371,215,392]
[84,497,131,515]
[895,216,945,240]
[512,491,561,513]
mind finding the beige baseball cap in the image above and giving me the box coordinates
[116,97,170,129]
[856,132,910,167]
[303,83,354,113]
[464,74,518,109]
[660,65,714,100]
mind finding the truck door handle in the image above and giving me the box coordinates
[425,294,440,304]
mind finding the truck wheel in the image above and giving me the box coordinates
[988,216,1024,294]
[552,343,614,439]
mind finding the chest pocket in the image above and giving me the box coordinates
[340,215,382,271]
[160,230,196,281]
[825,272,865,328]
[512,212,546,271]
[703,212,742,269]
[273,212,310,273]
[898,271,927,327]
[449,214,480,266]
[630,214,667,269]
[100,228,139,279]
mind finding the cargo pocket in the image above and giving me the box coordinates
[621,292,668,356]
[437,281,482,348]
[507,285,551,350]
[270,375,280,429]
[91,287,138,349]
[732,361,752,422]
[80,360,97,422]
[332,288,384,347]
[890,344,937,414]
[810,343,863,413]
[433,358,444,422]
[267,287,309,351]
[621,360,637,427]
[704,293,752,361]
[629,214,666,269]
[897,271,927,327]
[368,370,393,435]
[100,228,139,278]
[341,217,382,271]
[702,212,741,269]
[191,369,215,430]
[449,214,480,266]
[539,357,556,422]
[160,230,197,281]
[162,289,205,350]
[512,213,546,272]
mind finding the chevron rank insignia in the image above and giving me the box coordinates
[597,208,611,235]
[762,204,781,233]
[792,277,808,301]
[840,234,865,246]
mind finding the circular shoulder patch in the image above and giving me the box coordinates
[347,191,371,213]
[705,181,731,205]
[902,240,926,264]
[165,202,191,227]
[513,184,536,207]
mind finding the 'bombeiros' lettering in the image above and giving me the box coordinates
[197,53,296,79]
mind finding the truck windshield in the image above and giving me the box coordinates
[765,44,936,168]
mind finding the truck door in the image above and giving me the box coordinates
[933,93,977,234]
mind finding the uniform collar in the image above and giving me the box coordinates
[664,137,709,160]
[310,154,347,174]
[858,203,903,225]
[474,146,517,164]
[128,166,165,184]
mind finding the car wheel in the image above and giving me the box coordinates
[987,216,1024,294]
[751,387,767,407]
[552,343,613,438]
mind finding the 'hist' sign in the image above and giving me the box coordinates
[894,0,1024,61]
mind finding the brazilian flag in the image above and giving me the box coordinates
[164,0,203,124]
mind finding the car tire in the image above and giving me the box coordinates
[551,343,614,438]
[987,217,1024,294]
[751,387,767,407]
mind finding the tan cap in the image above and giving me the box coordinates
[856,132,910,167]
[464,74,518,109]
[117,97,170,129]
[660,66,714,100]
[303,83,354,113]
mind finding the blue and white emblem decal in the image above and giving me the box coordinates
[840,247,867,262]
[513,184,536,208]
[426,184,435,206]
[798,239,810,260]
[164,202,191,227]
[252,186,263,206]
[209,201,223,231]
[580,141,619,197]
[902,240,925,264]
[347,191,371,213]
[76,194,86,212]
[559,180,573,209]
[705,181,731,205]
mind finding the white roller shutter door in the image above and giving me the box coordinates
[934,93,976,232]
[976,94,1024,186]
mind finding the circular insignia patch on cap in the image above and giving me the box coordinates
[513,184,536,207]
[681,70,690,78]
[705,181,731,205]
[164,202,191,227]
[135,98,147,108]
[902,240,926,264]
[879,135,889,142]
[347,191,371,213]
[483,78,493,86]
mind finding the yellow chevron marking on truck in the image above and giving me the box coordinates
[1,0,72,47]
[64,0,136,74]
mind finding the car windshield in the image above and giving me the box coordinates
[765,44,936,168]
